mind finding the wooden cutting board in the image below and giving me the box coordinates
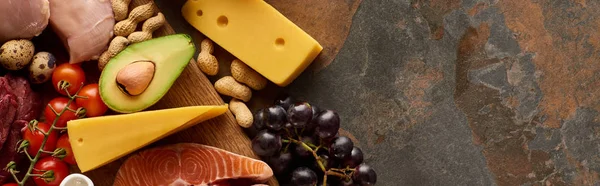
[74,0,279,185]
[28,0,361,185]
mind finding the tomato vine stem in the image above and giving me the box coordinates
[7,83,84,186]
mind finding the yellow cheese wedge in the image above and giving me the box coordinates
[182,0,323,87]
[67,105,228,172]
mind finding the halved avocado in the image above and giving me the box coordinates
[99,34,195,113]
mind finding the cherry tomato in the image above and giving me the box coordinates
[32,157,69,186]
[44,97,80,128]
[22,122,58,158]
[2,183,19,186]
[52,63,85,96]
[75,84,108,117]
[55,134,76,165]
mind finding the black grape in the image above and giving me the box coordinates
[341,178,358,186]
[317,177,339,186]
[291,167,318,186]
[282,122,295,138]
[253,108,267,130]
[315,110,340,140]
[330,136,354,159]
[343,147,364,168]
[266,105,287,131]
[275,94,296,110]
[243,123,260,139]
[268,152,293,175]
[311,105,322,120]
[288,102,313,128]
[251,130,281,156]
[352,164,377,186]
[305,105,322,133]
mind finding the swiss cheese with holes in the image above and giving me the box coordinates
[182,0,323,87]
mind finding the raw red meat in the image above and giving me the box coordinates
[114,143,273,186]
[0,77,13,99]
[0,74,42,184]
[0,120,26,184]
[5,74,41,122]
[0,94,17,152]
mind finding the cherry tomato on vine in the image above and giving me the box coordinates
[44,97,81,128]
[22,122,58,158]
[32,157,69,186]
[51,63,85,96]
[2,183,18,186]
[75,84,108,117]
[56,134,76,165]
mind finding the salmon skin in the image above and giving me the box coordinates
[114,143,273,186]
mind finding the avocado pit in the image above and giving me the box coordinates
[116,60,155,96]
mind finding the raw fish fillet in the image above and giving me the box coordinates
[114,143,273,186]
[0,0,50,42]
[48,0,114,64]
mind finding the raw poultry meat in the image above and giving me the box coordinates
[0,0,50,42]
[48,0,114,64]
[114,143,273,186]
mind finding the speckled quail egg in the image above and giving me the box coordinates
[0,39,35,71]
[28,52,56,84]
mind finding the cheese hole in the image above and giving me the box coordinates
[217,16,228,27]
[196,10,203,17]
[77,138,84,144]
[275,38,285,48]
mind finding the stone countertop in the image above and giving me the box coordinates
[157,0,600,185]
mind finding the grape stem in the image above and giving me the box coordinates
[7,83,85,186]
[286,137,354,186]
[326,170,347,179]
[288,138,327,171]
[282,141,291,153]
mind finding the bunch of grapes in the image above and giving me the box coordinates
[250,95,377,186]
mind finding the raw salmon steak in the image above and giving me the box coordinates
[114,143,273,186]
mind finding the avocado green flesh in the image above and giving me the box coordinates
[99,34,195,113]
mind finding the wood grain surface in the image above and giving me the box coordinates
[29,0,364,185]
[265,0,362,72]
[151,0,362,114]
[78,0,279,185]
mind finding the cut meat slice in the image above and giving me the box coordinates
[0,94,17,152]
[114,143,273,186]
[0,120,26,184]
[5,74,41,122]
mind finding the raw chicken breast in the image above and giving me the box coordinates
[0,0,50,42]
[48,0,114,64]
